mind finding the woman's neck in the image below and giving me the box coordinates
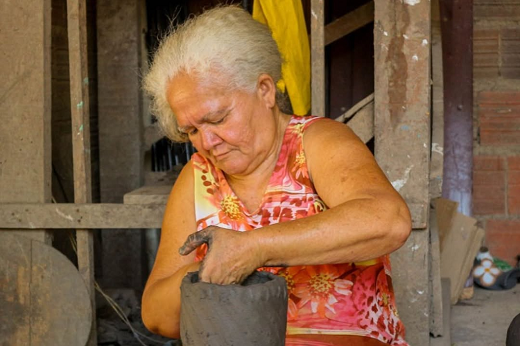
[225,112,291,212]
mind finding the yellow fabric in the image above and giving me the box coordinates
[253,0,311,115]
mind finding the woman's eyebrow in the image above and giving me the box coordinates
[201,107,231,122]
[177,107,232,133]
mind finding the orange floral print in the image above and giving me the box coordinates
[191,115,409,345]
[292,265,353,318]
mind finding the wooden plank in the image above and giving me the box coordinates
[124,185,172,205]
[430,279,452,346]
[435,198,459,250]
[336,98,375,144]
[66,0,96,343]
[409,203,428,230]
[335,93,374,123]
[0,0,53,245]
[346,104,374,144]
[311,0,325,117]
[325,2,374,46]
[430,0,444,199]
[0,204,165,229]
[373,0,431,344]
[429,206,444,337]
[440,212,484,304]
[0,202,426,231]
[0,233,92,346]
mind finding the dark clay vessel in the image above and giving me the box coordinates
[180,271,288,346]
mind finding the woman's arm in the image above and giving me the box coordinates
[141,162,199,338]
[180,119,411,284]
[259,118,412,266]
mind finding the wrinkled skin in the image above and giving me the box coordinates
[179,226,265,284]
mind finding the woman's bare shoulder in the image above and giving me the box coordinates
[302,118,398,208]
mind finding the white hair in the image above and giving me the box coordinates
[143,5,285,142]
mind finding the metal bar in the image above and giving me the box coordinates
[439,0,473,216]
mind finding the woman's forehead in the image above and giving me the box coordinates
[168,71,232,101]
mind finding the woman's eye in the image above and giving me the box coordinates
[188,128,198,136]
[212,116,226,125]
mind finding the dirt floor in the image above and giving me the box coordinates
[450,284,520,346]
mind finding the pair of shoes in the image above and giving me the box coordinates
[473,247,520,290]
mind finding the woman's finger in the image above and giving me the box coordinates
[178,228,213,255]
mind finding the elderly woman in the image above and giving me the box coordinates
[142,5,411,346]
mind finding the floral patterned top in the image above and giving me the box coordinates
[191,115,408,345]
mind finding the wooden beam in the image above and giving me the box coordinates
[311,0,325,117]
[0,202,426,230]
[124,185,172,205]
[66,0,96,343]
[429,1,446,336]
[0,204,165,229]
[325,2,374,46]
[335,93,374,123]
[430,0,444,200]
[374,0,431,344]
[345,101,374,144]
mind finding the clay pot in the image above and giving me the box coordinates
[180,271,288,346]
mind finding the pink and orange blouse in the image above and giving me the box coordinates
[191,115,408,345]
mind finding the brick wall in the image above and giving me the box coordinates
[473,0,520,265]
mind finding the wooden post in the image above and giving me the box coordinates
[374,1,431,345]
[66,0,97,344]
[311,0,325,117]
[0,0,53,245]
[429,0,446,337]
[97,0,146,290]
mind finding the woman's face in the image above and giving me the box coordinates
[166,72,279,176]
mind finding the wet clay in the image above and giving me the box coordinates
[180,271,288,346]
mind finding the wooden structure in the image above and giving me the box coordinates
[310,1,431,345]
[0,1,433,345]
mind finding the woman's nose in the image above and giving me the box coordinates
[200,128,221,151]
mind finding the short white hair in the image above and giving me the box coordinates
[143,5,284,142]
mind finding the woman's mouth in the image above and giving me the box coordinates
[213,151,230,160]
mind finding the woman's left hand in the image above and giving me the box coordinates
[178,226,265,285]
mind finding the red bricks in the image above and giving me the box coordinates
[473,156,506,215]
[509,156,520,170]
[474,5,520,268]
[509,157,520,214]
[502,29,520,79]
[478,91,520,146]
[474,155,506,171]
[474,29,500,79]
[475,0,520,20]
[485,220,520,265]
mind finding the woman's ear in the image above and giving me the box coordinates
[256,74,277,109]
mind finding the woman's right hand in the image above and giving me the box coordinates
[179,226,264,285]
